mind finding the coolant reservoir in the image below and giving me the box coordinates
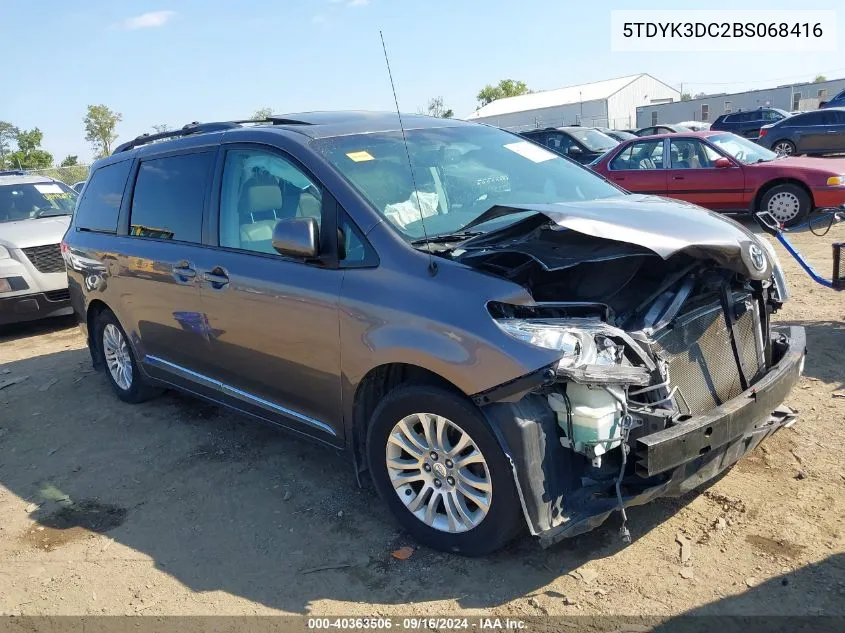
[549,384,623,457]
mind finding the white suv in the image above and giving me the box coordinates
[0,171,77,326]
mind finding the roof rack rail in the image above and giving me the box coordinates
[112,116,314,155]
[112,121,243,154]
[0,169,26,176]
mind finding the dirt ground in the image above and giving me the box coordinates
[1,220,844,619]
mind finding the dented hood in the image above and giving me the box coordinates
[477,195,771,279]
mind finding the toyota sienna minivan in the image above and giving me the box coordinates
[63,112,805,555]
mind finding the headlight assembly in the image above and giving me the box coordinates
[494,319,651,386]
[493,320,596,368]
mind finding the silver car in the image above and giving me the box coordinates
[0,171,77,325]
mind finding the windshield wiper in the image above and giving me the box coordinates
[36,212,72,218]
[411,231,483,245]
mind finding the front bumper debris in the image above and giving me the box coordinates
[483,326,805,547]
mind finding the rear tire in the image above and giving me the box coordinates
[760,183,810,228]
[95,310,162,403]
[772,139,796,156]
[366,385,523,555]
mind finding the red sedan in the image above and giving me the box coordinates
[591,131,845,226]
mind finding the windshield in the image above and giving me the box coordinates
[568,128,618,152]
[0,181,77,224]
[708,133,778,164]
[312,125,623,239]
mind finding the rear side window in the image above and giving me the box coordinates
[75,160,132,233]
[793,112,825,126]
[610,140,663,170]
[129,152,214,243]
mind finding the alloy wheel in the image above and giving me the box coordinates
[773,141,794,156]
[767,191,801,223]
[103,323,133,391]
[385,413,492,533]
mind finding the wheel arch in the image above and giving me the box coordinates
[751,178,814,214]
[350,363,469,476]
[85,299,111,368]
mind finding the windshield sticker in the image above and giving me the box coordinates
[346,151,375,162]
[34,183,65,195]
[43,192,73,201]
[503,141,557,163]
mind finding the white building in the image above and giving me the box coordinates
[465,74,679,131]
[635,77,845,128]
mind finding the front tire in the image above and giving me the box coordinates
[95,310,161,403]
[760,183,810,227]
[366,385,523,555]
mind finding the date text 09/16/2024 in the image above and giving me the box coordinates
[307,618,528,630]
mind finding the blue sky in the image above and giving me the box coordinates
[3,0,843,163]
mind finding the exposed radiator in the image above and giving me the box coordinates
[651,292,765,415]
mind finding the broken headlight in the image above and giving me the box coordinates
[494,320,618,369]
[495,319,651,386]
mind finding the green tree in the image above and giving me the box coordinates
[6,128,53,169]
[0,121,19,168]
[251,107,273,120]
[84,104,122,158]
[680,93,692,101]
[421,96,454,118]
[60,155,79,167]
[476,79,530,107]
[814,74,827,83]
[151,124,171,134]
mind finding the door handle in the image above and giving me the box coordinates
[672,175,685,180]
[171,262,196,284]
[612,176,625,181]
[203,267,230,290]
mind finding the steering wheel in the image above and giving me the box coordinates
[33,207,57,218]
[735,150,745,162]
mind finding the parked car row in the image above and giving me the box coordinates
[676,106,845,156]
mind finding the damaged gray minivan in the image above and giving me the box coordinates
[64,113,805,555]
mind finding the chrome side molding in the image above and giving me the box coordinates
[144,355,336,436]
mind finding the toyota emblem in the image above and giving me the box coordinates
[749,243,766,272]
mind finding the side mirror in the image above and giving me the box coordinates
[714,157,733,169]
[272,217,319,259]
[568,146,583,155]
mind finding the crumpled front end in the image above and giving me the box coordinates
[458,205,806,545]
[481,326,803,546]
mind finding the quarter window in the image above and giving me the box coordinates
[219,149,323,255]
[74,161,132,233]
[129,153,213,242]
